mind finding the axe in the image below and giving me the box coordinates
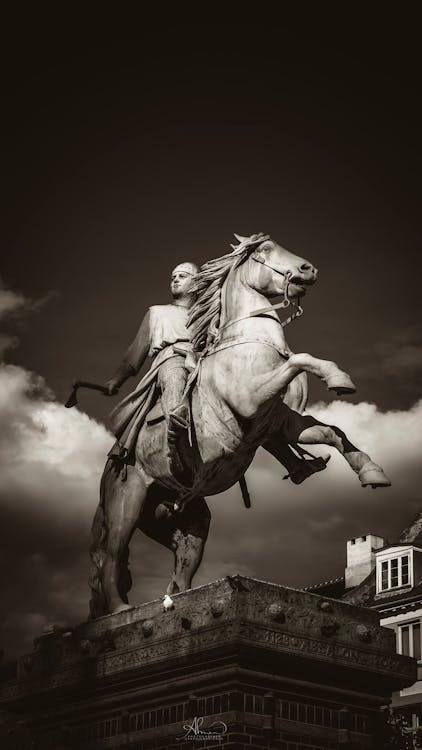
[65,380,111,408]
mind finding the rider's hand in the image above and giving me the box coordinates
[104,380,120,396]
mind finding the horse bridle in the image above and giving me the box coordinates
[215,253,304,340]
[252,255,300,309]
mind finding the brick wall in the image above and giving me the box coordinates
[36,687,372,749]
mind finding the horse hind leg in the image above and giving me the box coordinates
[89,460,148,617]
[167,497,211,594]
[297,419,391,489]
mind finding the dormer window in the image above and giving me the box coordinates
[375,545,417,595]
[380,555,409,590]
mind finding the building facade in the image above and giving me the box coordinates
[307,531,422,744]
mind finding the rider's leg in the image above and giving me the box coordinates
[157,358,189,442]
[263,404,330,485]
[263,435,330,484]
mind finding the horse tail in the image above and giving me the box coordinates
[88,459,113,619]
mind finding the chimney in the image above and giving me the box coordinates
[345,534,385,589]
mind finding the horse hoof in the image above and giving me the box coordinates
[359,462,391,488]
[325,372,356,395]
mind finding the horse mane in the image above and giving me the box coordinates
[187,233,269,353]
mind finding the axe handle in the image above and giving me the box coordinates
[73,380,109,394]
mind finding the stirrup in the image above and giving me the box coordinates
[283,455,330,485]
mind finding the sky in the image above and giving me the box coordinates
[1,18,421,660]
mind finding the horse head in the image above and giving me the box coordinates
[244,236,317,301]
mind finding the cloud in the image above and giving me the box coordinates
[0,364,113,657]
[0,334,19,358]
[0,287,27,318]
[0,277,58,361]
[382,343,422,375]
[0,361,421,661]
[185,399,422,595]
[354,329,422,398]
[0,278,57,321]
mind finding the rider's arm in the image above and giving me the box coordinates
[104,310,151,395]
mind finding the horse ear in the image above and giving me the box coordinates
[231,233,250,251]
[231,232,270,252]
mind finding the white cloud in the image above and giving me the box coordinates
[0,364,113,654]
[0,286,27,318]
[0,333,19,357]
[0,278,58,363]
[0,365,112,509]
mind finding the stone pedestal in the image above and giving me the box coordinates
[0,576,416,749]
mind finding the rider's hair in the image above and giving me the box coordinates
[172,262,200,276]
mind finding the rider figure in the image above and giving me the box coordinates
[104,260,328,486]
[104,262,199,463]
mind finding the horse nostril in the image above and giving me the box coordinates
[300,262,312,273]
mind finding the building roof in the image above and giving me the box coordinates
[303,577,346,599]
[342,566,422,612]
[304,514,422,610]
[305,539,422,612]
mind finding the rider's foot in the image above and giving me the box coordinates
[168,404,189,445]
[359,461,391,489]
[283,455,330,485]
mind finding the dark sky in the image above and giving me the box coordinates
[1,19,421,659]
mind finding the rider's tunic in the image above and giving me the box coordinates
[109,304,192,457]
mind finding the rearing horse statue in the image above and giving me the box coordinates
[89,234,390,617]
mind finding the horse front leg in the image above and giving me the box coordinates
[285,353,356,395]
[297,420,391,488]
[249,352,355,409]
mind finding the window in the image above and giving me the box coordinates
[398,622,422,660]
[378,555,410,591]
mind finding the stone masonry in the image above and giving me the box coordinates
[0,576,416,749]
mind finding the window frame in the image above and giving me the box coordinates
[397,620,422,661]
[376,548,413,594]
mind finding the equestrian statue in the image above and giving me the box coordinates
[88,233,390,618]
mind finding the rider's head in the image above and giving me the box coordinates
[170,262,199,305]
